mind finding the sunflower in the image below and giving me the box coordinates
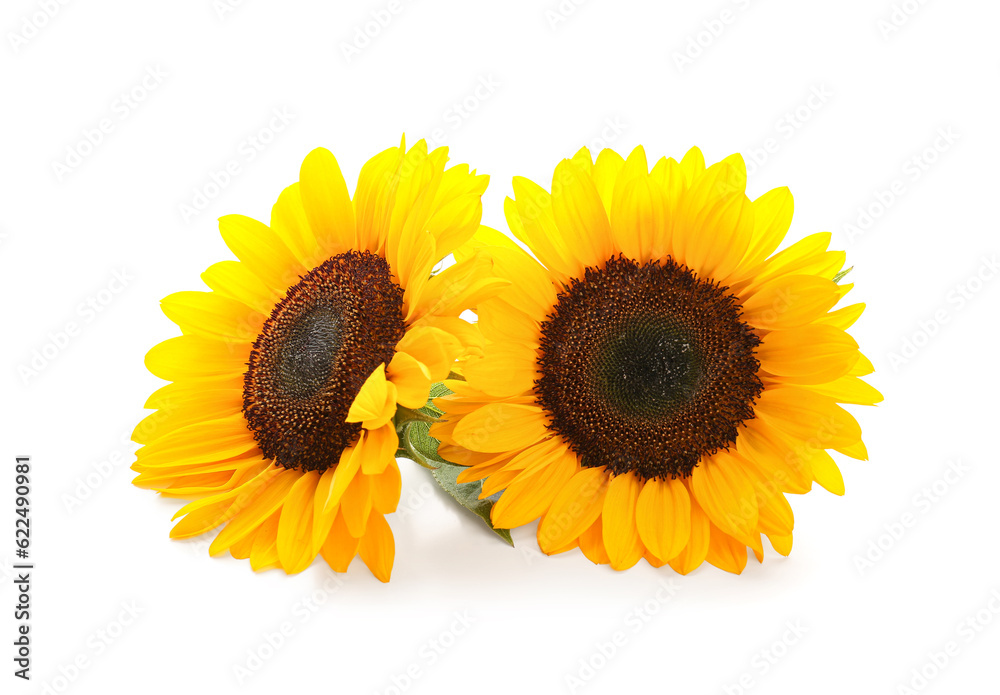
[430,145,881,574]
[132,139,501,581]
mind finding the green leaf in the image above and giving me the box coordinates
[398,420,446,470]
[833,266,853,284]
[431,458,514,547]
[393,380,512,546]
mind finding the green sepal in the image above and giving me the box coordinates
[833,266,853,284]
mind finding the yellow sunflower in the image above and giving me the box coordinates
[431,145,881,575]
[132,139,502,581]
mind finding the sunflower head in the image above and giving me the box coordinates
[132,138,505,581]
[431,145,881,575]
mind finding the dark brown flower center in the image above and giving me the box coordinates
[535,255,762,480]
[242,250,405,472]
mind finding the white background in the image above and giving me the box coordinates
[2,1,998,693]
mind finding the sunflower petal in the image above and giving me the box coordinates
[601,471,644,570]
[299,147,356,257]
[358,511,394,582]
[536,466,609,553]
[635,477,691,562]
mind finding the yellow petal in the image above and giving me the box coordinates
[689,452,758,543]
[758,324,860,384]
[815,302,866,330]
[160,291,264,343]
[276,471,320,573]
[425,190,485,261]
[729,186,793,279]
[218,214,306,294]
[311,466,340,551]
[678,146,705,186]
[387,351,432,409]
[346,364,397,430]
[358,511,394,582]
[704,524,749,574]
[453,224,522,264]
[462,342,539,398]
[741,275,841,330]
[479,245,557,321]
[675,159,753,279]
[810,451,846,495]
[208,468,300,555]
[299,147,356,257]
[340,468,372,538]
[321,435,364,513]
[667,491,711,575]
[491,450,578,528]
[591,148,626,215]
[804,376,883,405]
[354,142,405,253]
[361,423,399,476]
[611,174,669,264]
[635,476,691,562]
[601,471,644,570]
[536,466,609,552]
[134,413,256,469]
[169,493,241,539]
[451,403,550,453]
[412,250,509,320]
[249,511,282,571]
[836,439,869,461]
[477,298,540,345]
[269,182,320,268]
[508,182,578,281]
[578,516,610,565]
[735,420,813,494]
[134,382,242,445]
[320,511,361,573]
[394,326,463,382]
[550,159,615,269]
[145,335,250,381]
[754,387,863,450]
[767,532,793,556]
[372,459,401,514]
[201,261,280,315]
